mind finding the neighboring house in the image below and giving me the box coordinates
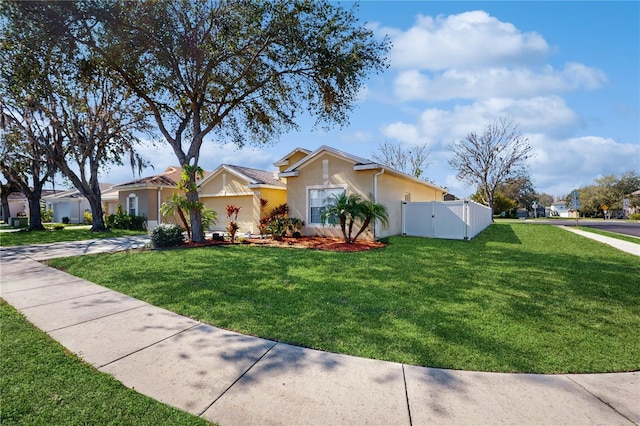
[112,166,205,229]
[278,145,447,240]
[43,184,114,224]
[549,202,576,218]
[3,192,29,220]
[198,164,287,234]
[113,164,286,232]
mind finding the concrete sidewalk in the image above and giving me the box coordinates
[1,237,638,425]
[560,226,640,256]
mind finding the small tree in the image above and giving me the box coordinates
[448,117,532,217]
[373,141,431,180]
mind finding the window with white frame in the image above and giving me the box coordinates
[309,187,345,224]
[127,194,138,216]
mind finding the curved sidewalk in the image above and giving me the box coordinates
[1,237,638,425]
[559,226,640,256]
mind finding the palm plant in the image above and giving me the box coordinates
[321,192,389,243]
[320,192,362,243]
[352,195,389,243]
[160,193,191,240]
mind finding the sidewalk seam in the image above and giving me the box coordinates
[564,375,638,425]
[2,289,111,308]
[43,304,148,333]
[97,323,201,369]
[197,341,279,417]
[402,364,413,426]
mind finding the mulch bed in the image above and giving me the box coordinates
[178,236,385,252]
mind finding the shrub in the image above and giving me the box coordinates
[629,213,640,220]
[105,212,147,230]
[287,217,305,237]
[83,210,93,225]
[62,216,70,224]
[41,207,53,223]
[150,224,186,248]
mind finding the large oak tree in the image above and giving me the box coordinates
[2,2,151,231]
[32,0,389,242]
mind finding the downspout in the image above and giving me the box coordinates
[373,168,385,239]
[157,187,162,226]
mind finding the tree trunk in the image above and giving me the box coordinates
[352,217,371,243]
[339,216,348,243]
[1,193,11,223]
[27,192,45,231]
[186,188,204,243]
[86,194,108,232]
[176,207,191,240]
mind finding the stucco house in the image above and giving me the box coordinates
[113,164,287,233]
[198,164,287,234]
[112,166,209,229]
[278,145,447,240]
[43,184,115,224]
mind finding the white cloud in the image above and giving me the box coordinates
[393,63,608,102]
[527,135,640,195]
[381,96,581,150]
[390,11,549,70]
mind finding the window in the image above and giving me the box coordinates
[309,188,344,224]
[127,194,138,216]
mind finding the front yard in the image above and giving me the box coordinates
[0,227,146,247]
[48,223,640,374]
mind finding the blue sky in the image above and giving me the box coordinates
[102,1,640,199]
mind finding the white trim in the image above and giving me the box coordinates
[199,191,254,198]
[279,171,298,178]
[273,147,311,167]
[127,193,139,216]
[305,184,347,225]
[246,184,288,190]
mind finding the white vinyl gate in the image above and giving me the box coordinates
[401,200,492,240]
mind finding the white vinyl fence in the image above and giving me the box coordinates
[401,200,492,240]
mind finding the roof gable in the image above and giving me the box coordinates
[280,145,447,193]
[199,164,285,190]
[273,147,311,167]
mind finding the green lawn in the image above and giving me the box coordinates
[577,226,640,244]
[0,301,210,425]
[0,227,146,247]
[49,223,640,374]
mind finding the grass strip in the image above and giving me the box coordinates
[0,228,146,247]
[49,223,640,374]
[0,301,211,425]
[577,226,640,244]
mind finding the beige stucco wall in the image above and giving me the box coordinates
[285,152,445,240]
[376,172,445,238]
[202,194,255,233]
[278,150,310,174]
[286,152,375,239]
[118,187,180,227]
